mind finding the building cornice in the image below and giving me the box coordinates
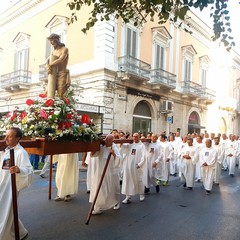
[0,0,43,27]
[0,0,59,34]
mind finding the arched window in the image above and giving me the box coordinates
[188,111,202,134]
[132,101,152,136]
[219,117,227,134]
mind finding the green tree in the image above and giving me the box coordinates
[67,0,239,51]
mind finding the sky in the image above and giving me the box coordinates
[228,1,240,50]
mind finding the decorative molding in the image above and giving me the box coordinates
[0,0,59,34]
[0,0,43,27]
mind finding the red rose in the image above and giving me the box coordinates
[66,113,72,119]
[10,112,17,121]
[58,121,65,130]
[39,93,47,98]
[45,99,54,107]
[81,114,90,124]
[64,98,70,105]
[65,121,72,128]
[26,99,34,106]
[19,112,27,119]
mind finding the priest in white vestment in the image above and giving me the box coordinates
[158,134,173,186]
[89,134,122,214]
[121,133,146,203]
[213,137,225,184]
[0,127,33,240]
[200,139,217,194]
[54,153,79,201]
[225,135,238,177]
[179,138,197,189]
[143,134,162,193]
[194,136,204,182]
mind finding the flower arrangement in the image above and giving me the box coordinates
[0,89,100,142]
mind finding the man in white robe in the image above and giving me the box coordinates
[143,134,162,193]
[169,135,178,176]
[179,138,197,189]
[177,136,187,178]
[84,152,96,194]
[54,153,79,201]
[200,139,217,194]
[89,134,122,214]
[121,133,146,204]
[195,136,204,182]
[221,133,228,171]
[213,137,225,185]
[159,134,173,186]
[0,127,33,240]
[225,134,238,177]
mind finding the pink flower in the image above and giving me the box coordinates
[40,109,48,119]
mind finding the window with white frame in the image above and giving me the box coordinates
[184,58,192,82]
[126,26,138,57]
[154,44,165,69]
[199,56,209,88]
[45,15,68,59]
[152,27,171,70]
[13,33,30,72]
[182,45,197,82]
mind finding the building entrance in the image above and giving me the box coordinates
[132,101,152,136]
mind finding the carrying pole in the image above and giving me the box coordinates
[10,149,20,240]
[85,152,112,225]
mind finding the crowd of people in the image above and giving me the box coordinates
[1,127,240,239]
[84,130,240,214]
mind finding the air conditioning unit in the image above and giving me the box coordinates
[162,100,173,112]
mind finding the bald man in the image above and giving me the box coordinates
[89,134,122,214]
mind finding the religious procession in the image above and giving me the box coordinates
[81,129,240,216]
[0,30,239,239]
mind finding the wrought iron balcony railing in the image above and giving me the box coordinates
[39,64,48,81]
[200,87,216,102]
[181,81,202,97]
[0,69,31,89]
[118,55,151,80]
[149,68,177,89]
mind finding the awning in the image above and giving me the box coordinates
[188,123,205,129]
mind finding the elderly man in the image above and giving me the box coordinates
[213,137,225,185]
[179,138,197,190]
[89,134,122,214]
[121,133,146,204]
[0,127,33,240]
[200,139,217,195]
[225,134,238,177]
[159,134,173,186]
[144,134,162,193]
[46,33,70,99]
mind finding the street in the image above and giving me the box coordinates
[19,167,240,240]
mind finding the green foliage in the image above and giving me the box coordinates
[67,0,237,50]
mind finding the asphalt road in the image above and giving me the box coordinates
[18,167,240,240]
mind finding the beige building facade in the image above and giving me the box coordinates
[0,0,240,136]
